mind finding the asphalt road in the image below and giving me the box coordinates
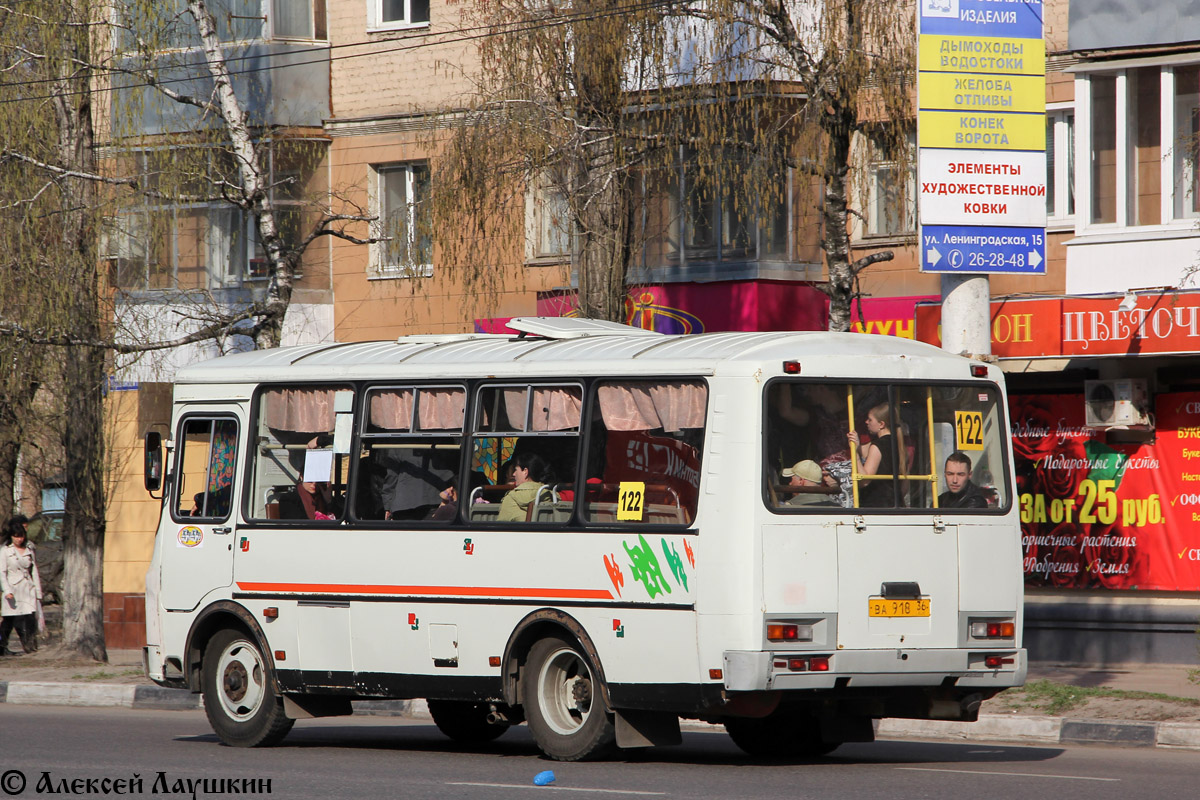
[0,706,1195,799]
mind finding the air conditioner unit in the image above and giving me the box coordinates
[1084,379,1151,428]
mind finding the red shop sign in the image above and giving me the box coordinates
[916,292,1200,358]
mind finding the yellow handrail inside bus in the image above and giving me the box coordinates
[847,388,859,507]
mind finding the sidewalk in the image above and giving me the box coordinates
[2,650,1198,751]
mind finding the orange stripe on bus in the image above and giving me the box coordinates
[236,582,614,600]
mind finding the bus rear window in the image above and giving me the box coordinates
[766,381,1010,512]
[580,380,707,525]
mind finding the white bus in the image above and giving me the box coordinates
[143,317,1025,761]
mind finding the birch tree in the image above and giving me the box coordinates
[431,0,915,329]
[0,0,372,659]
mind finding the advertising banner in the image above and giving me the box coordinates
[916,291,1200,358]
[1011,392,1200,591]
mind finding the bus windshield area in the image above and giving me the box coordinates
[765,381,1010,512]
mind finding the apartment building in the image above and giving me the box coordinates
[100,1,1200,663]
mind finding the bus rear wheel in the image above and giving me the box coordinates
[521,635,615,761]
[725,709,839,759]
[427,700,509,744]
[202,628,294,747]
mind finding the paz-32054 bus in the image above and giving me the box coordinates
[143,317,1025,760]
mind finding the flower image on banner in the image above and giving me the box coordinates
[1009,393,1200,591]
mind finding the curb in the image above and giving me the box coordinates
[2,681,1198,751]
[878,715,1200,751]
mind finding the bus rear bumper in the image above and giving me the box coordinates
[723,648,1027,693]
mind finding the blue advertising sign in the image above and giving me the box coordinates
[920,224,1046,274]
[919,0,1043,40]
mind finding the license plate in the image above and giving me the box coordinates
[868,598,930,617]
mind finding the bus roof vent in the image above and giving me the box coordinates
[507,316,662,340]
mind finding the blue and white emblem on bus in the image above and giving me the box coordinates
[177,526,204,548]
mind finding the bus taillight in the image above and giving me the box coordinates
[782,360,802,374]
[767,623,799,641]
[969,619,1015,639]
[766,622,814,642]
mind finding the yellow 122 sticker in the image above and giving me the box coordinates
[955,410,985,450]
[617,481,646,521]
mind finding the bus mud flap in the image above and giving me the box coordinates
[282,695,353,719]
[615,709,682,748]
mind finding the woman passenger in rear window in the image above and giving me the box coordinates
[847,402,896,507]
[497,453,550,522]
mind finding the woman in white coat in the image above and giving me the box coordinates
[1,515,42,654]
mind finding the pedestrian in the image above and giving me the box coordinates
[1,515,42,655]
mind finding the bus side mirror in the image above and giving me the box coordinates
[144,431,163,494]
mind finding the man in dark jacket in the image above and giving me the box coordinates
[938,451,989,509]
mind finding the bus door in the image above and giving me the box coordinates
[834,520,960,650]
[161,411,243,611]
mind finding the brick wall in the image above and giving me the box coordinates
[104,593,146,651]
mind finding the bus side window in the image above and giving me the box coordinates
[248,386,354,522]
[582,381,706,525]
[468,384,581,525]
[358,385,465,523]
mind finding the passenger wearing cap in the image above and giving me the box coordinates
[782,460,837,507]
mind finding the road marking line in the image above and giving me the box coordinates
[447,782,666,795]
[897,767,1118,782]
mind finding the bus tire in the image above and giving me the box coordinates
[202,628,294,747]
[725,709,839,759]
[521,634,615,761]
[427,700,509,744]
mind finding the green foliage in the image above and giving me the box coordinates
[430,0,916,326]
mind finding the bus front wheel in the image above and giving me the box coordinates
[427,700,510,744]
[202,628,294,747]
[521,635,615,761]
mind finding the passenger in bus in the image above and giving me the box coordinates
[497,453,550,522]
[938,451,989,509]
[847,402,896,507]
[298,478,335,519]
[771,384,853,505]
[375,447,455,521]
[429,479,459,522]
[781,460,838,507]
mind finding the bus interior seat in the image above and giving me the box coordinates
[265,485,306,520]
[468,483,513,523]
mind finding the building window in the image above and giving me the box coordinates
[1078,63,1200,229]
[864,135,915,238]
[108,142,320,290]
[1046,108,1075,222]
[272,0,327,40]
[374,0,430,28]
[374,163,432,276]
[527,184,571,261]
[1174,65,1200,220]
[649,149,792,265]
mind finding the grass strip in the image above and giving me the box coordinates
[1000,679,1200,714]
